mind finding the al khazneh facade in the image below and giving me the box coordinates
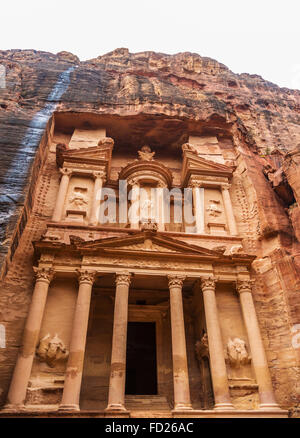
[0,121,299,418]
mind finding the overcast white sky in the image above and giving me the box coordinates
[1,0,300,89]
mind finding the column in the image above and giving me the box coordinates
[191,182,205,234]
[52,168,72,222]
[156,182,167,231]
[129,179,140,229]
[106,272,131,411]
[5,267,54,410]
[236,280,280,409]
[59,270,96,411]
[200,277,234,410]
[89,170,106,226]
[168,275,192,410]
[221,183,238,236]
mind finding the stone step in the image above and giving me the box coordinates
[125,395,171,411]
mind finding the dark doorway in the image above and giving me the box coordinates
[125,322,158,395]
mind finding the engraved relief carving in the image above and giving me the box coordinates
[226,338,251,368]
[140,219,158,232]
[138,145,155,161]
[206,200,222,217]
[36,334,69,367]
[195,333,209,360]
[69,187,88,211]
[224,244,244,255]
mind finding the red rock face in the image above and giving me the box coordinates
[0,48,300,414]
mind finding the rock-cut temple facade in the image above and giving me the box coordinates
[0,49,300,418]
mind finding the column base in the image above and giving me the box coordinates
[259,403,281,410]
[214,403,235,410]
[105,403,127,412]
[2,403,25,413]
[173,403,193,411]
[58,404,80,412]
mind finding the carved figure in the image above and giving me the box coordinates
[195,333,209,360]
[138,145,155,161]
[36,334,69,367]
[226,337,251,368]
[69,188,88,210]
[206,199,222,217]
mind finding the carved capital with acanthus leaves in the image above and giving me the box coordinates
[167,275,186,289]
[236,280,254,295]
[200,276,216,292]
[33,266,54,284]
[115,271,132,287]
[76,269,96,285]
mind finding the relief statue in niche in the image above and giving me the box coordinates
[206,200,222,217]
[36,334,69,367]
[226,337,251,368]
[138,145,155,161]
[69,187,88,211]
[195,333,209,360]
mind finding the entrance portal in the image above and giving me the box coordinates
[125,322,158,395]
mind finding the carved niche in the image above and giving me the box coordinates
[36,334,69,367]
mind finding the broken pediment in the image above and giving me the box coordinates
[181,143,235,186]
[57,138,114,174]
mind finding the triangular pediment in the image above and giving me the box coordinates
[77,231,222,259]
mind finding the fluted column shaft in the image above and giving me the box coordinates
[201,277,234,410]
[59,270,96,411]
[221,184,237,236]
[168,275,192,410]
[5,267,54,410]
[89,171,105,226]
[52,168,72,222]
[106,272,131,411]
[237,280,279,409]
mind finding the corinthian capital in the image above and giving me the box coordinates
[60,167,72,176]
[189,179,202,189]
[77,269,96,285]
[93,170,106,180]
[236,280,253,294]
[33,266,54,283]
[221,183,231,191]
[167,275,186,288]
[115,271,132,287]
[200,276,216,291]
